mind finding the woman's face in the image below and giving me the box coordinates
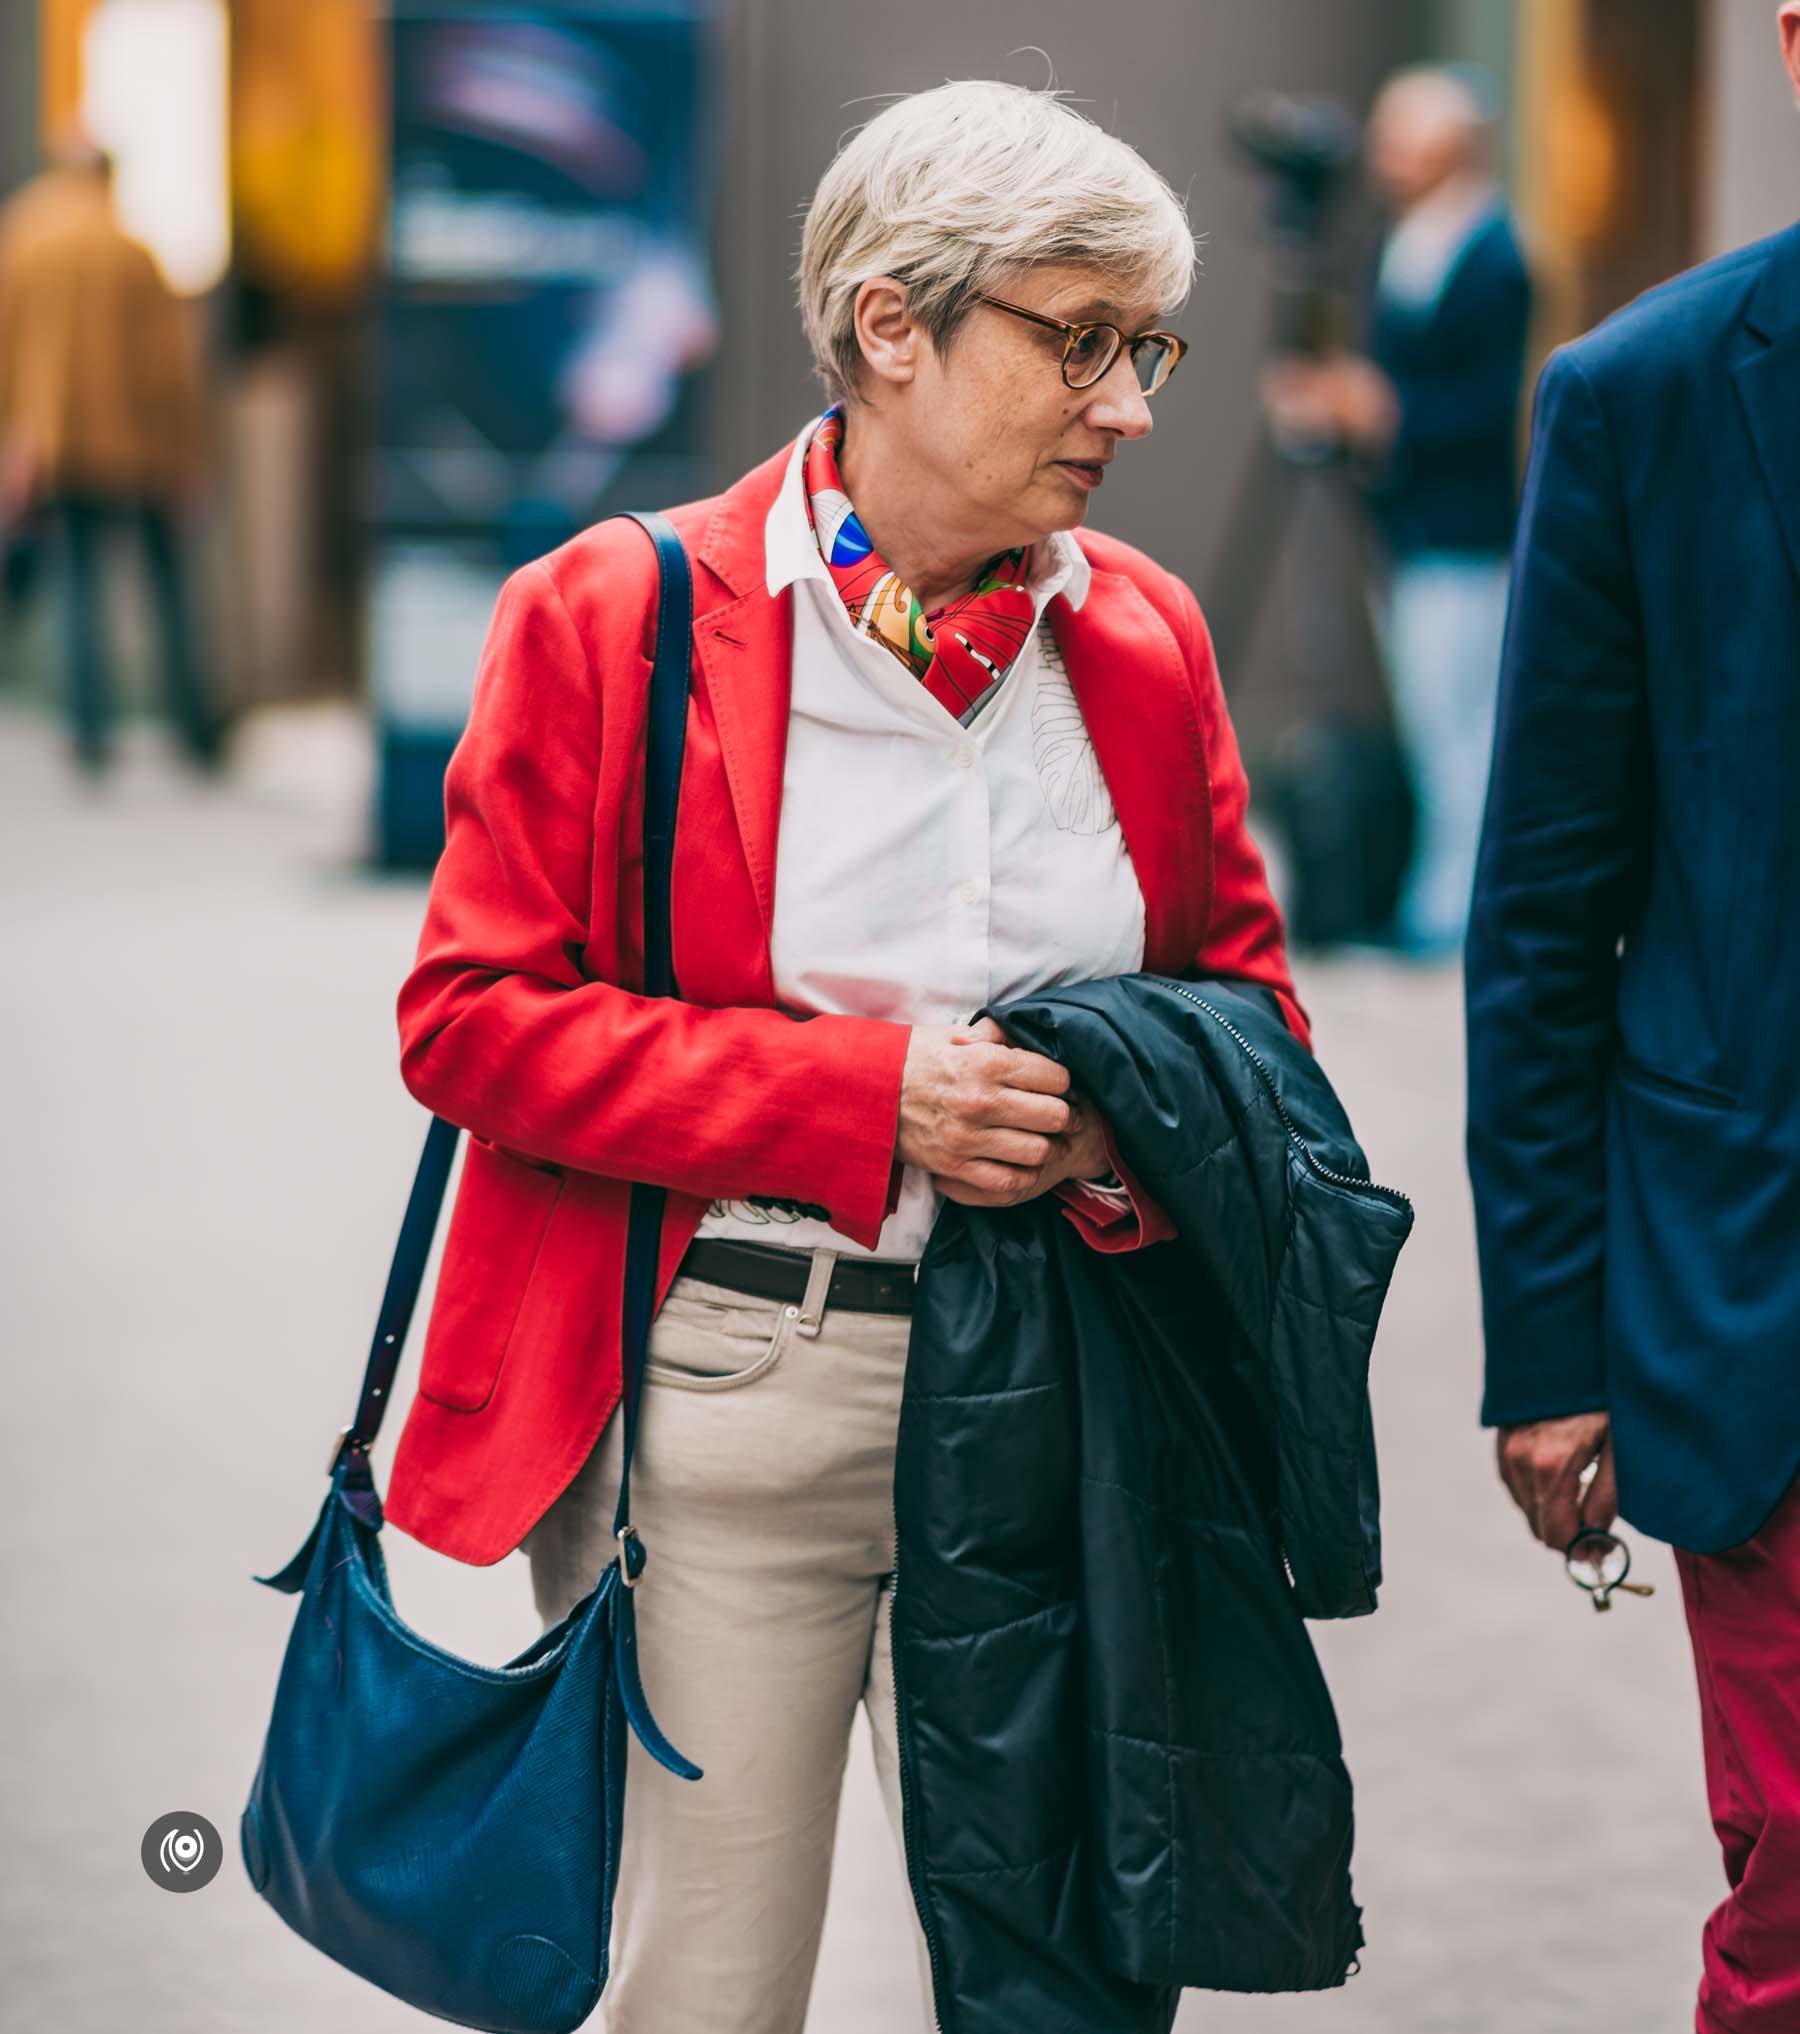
[895,264,1164,552]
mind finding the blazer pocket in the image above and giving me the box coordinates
[418,1142,566,1412]
[1614,1053,1739,1112]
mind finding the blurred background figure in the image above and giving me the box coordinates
[1263,65,1530,957]
[0,125,226,777]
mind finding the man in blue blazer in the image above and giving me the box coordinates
[1262,66,1531,955]
[1467,12,1800,2027]
[1358,67,1530,956]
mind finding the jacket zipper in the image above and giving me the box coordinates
[890,1510,950,2032]
[1161,984,1414,1215]
[1164,982,1409,1618]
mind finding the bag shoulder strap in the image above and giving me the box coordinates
[331,511,692,1516]
[608,511,691,1564]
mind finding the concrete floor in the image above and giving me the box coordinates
[0,703,1718,2033]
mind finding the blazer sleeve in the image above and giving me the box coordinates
[1177,576,1311,1050]
[1465,346,1650,1428]
[395,558,912,1250]
[1056,574,1311,1256]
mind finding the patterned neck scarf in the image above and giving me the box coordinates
[801,404,1038,726]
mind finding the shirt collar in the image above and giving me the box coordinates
[763,412,1091,615]
[1378,175,1501,310]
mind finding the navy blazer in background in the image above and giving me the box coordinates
[1467,219,1800,1554]
[1364,209,1533,560]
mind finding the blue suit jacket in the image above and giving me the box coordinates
[1466,219,1800,1554]
[1365,209,1533,560]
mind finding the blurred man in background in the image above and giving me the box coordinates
[1469,10,1800,2031]
[0,130,225,776]
[1264,66,1530,956]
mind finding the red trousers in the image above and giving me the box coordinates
[1677,1472,1800,2033]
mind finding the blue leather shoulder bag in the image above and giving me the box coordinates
[239,511,701,2033]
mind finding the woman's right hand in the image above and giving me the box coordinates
[896,1018,1074,1193]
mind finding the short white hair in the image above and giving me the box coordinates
[798,79,1197,405]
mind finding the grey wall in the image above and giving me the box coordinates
[0,2,39,200]
[705,0,1428,735]
[1422,0,1519,191]
[1702,0,1800,257]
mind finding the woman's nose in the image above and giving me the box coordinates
[1083,360,1154,439]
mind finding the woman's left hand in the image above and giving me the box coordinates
[928,1019,1111,1206]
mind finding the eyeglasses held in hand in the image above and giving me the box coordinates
[1563,1526,1656,1612]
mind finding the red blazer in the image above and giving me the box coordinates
[384,439,1308,1566]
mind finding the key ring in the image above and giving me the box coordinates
[1563,1525,1656,1612]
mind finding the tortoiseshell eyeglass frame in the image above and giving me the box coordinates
[974,292,1187,394]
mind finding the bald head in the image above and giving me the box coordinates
[47,119,113,182]
[1367,66,1495,211]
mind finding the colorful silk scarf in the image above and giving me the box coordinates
[801,405,1037,726]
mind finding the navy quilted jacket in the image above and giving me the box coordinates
[891,974,1414,2033]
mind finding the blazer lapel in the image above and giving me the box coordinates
[1051,571,1213,976]
[1735,223,1800,601]
[692,588,793,1000]
[687,443,796,1004]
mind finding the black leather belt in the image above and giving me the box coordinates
[678,1237,918,1315]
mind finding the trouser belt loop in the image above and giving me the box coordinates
[795,1247,838,1338]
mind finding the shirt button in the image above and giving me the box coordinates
[954,746,975,769]
[957,878,981,904]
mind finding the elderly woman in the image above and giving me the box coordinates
[383,78,1308,2034]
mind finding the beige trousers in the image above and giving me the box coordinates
[521,1247,938,2034]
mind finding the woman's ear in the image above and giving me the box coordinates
[851,276,919,390]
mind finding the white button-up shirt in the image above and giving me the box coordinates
[694,416,1147,1261]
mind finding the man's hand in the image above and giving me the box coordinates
[1320,355,1401,452]
[1496,1412,1616,1550]
[0,435,37,522]
[1259,358,1339,445]
[898,1016,1110,1209]
[1259,354,1400,455]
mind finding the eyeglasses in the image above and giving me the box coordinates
[975,293,1186,396]
[1563,1526,1656,1612]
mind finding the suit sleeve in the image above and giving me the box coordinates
[1056,574,1311,1255]
[396,559,912,1249]
[1466,346,1650,1428]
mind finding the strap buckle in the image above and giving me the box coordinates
[616,1523,645,1588]
[326,1424,358,1475]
